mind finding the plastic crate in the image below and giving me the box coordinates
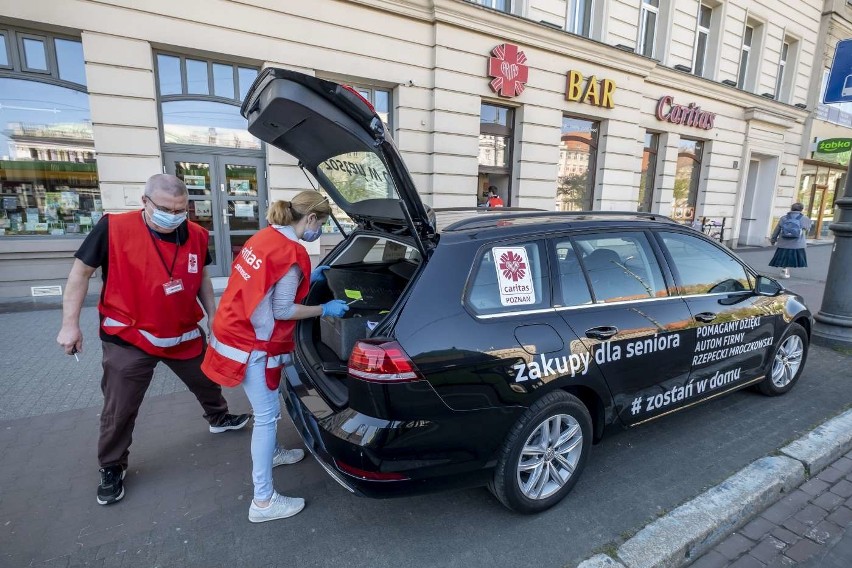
[320,311,382,361]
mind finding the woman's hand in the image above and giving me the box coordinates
[310,265,330,284]
[321,299,350,318]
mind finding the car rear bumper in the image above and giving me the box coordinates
[280,361,507,498]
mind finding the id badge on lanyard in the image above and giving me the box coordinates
[163,279,185,296]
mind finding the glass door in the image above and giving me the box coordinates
[218,158,266,270]
[164,152,266,276]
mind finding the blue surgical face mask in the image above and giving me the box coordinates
[302,216,322,242]
[147,204,187,231]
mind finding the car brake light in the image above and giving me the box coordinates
[348,340,421,383]
[341,84,376,113]
[334,459,409,481]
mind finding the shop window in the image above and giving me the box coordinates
[638,132,659,212]
[0,33,9,68]
[161,100,261,150]
[557,116,598,211]
[0,27,87,87]
[672,138,703,223]
[478,103,514,206]
[155,53,258,103]
[0,78,100,237]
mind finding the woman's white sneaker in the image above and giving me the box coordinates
[272,448,305,467]
[248,492,305,523]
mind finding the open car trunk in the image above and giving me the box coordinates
[293,233,423,409]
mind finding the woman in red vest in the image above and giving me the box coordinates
[202,191,349,523]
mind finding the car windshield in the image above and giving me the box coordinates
[316,150,400,205]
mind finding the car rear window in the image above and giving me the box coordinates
[466,241,550,316]
[316,150,400,205]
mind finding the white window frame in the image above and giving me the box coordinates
[737,24,753,89]
[474,0,514,14]
[638,0,660,58]
[775,41,788,98]
[692,3,712,76]
[566,0,594,37]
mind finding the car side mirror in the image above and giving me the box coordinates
[755,274,782,296]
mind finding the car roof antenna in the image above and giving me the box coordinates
[298,162,347,237]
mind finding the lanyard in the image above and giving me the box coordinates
[145,217,181,279]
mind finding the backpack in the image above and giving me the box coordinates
[778,213,803,239]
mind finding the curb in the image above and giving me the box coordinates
[577,408,852,568]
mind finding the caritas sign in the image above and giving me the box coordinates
[487,43,529,98]
[655,96,716,130]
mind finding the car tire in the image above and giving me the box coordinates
[757,322,808,397]
[490,390,592,514]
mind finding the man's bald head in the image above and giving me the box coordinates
[145,174,188,198]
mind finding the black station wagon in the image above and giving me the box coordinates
[240,69,812,513]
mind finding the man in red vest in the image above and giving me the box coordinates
[486,186,505,208]
[56,174,249,506]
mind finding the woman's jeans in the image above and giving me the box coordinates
[241,350,283,502]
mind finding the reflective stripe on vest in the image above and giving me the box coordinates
[209,333,251,364]
[266,353,291,368]
[103,317,201,348]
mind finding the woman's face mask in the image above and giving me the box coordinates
[302,215,323,242]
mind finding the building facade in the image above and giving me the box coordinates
[796,0,852,241]
[0,0,822,298]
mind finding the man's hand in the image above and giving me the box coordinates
[57,324,83,355]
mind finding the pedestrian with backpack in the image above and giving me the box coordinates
[769,202,812,278]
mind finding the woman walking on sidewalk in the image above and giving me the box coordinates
[201,191,349,523]
[769,202,812,279]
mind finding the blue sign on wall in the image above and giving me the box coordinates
[825,39,852,104]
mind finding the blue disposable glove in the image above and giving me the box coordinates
[321,299,349,318]
[310,265,330,284]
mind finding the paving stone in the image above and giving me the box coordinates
[799,477,830,497]
[783,537,824,563]
[831,456,852,474]
[769,527,800,545]
[826,505,852,526]
[771,556,796,567]
[792,504,829,527]
[729,554,765,568]
[830,479,852,498]
[781,517,810,537]
[804,519,843,545]
[817,467,845,484]
[749,536,787,564]
[717,533,756,560]
[812,490,844,512]
[761,498,804,524]
[740,517,776,541]
[688,550,730,568]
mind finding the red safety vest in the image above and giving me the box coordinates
[100,211,208,359]
[201,227,311,390]
[487,195,504,207]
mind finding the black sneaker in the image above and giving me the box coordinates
[209,413,251,434]
[97,465,125,505]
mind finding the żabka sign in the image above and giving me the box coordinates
[655,96,716,130]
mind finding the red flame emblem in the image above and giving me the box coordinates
[499,250,527,282]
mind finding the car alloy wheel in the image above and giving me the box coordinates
[771,334,804,389]
[517,414,583,500]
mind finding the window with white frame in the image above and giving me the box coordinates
[638,0,660,58]
[473,0,514,13]
[737,25,753,89]
[567,0,594,37]
[775,41,788,99]
[693,4,712,77]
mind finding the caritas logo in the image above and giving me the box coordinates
[488,43,529,98]
[499,250,527,281]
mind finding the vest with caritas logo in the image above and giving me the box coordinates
[100,211,208,359]
[201,227,311,390]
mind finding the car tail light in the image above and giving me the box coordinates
[334,459,409,481]
[348,340,422,383]
[341,84,376,113]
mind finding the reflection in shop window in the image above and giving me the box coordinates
[672,138,703,223]
[479,102,514,206]
[161,100,261,149]
[0,78,100,237]
[557,116,598,211]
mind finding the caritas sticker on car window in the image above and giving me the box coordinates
[492,246,536,306]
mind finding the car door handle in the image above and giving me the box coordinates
[585,326,618,340]
[694,312,717,323]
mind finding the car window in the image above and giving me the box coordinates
[552,240,593,307]
[335,235,421,265]
[466,241,550,315]
[316,150,399,205]
[573,232,668,303]
[659,231,751,294]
